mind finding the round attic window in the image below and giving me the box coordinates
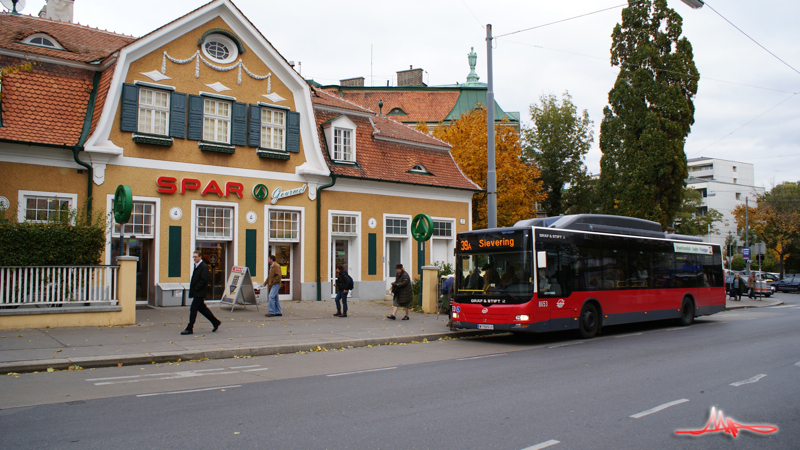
[202,33,237,64]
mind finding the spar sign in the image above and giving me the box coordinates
[156,177,307,203]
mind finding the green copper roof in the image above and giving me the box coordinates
[444,88,518,123]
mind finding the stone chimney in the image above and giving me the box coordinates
[340,77,365,87]
[42,0,75,23]
[397,66,425,87]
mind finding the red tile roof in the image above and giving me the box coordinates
[331,89,461,124]
[311,93,479,192]
[312,88,375,114]
[0,55,94,146]
[0,13,135,64]
[89,61,116,137]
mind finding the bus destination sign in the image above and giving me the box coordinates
[458,230,527,252]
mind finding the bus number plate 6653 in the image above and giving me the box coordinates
[539,301,548,307]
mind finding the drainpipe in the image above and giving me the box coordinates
[73,71,102,224]
[71,148,93,223]
[316,175,337,301]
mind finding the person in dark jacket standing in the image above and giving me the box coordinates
[731,273,743,301]
[388,264,412,320]
[333,264,350,318]
[264,255,283,317]
[182,251,221,335]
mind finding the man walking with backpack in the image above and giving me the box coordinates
[334,264,352,318]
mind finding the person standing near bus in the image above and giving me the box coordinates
[388,264,412,320]
[334,264,351,318]
[731,273,742,301]
[747,272,756,299]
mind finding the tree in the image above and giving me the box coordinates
[674,188,723,236]
[733,182,800,277]
[598,0,700,229]
[433,107,546,229]
[562,171,601,215]
[522,91,594,216]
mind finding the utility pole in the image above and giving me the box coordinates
[745,197,750,274]
[486,24,497,229]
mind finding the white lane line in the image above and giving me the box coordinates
[85,375,142,381]
[136,385,242,397]
[548,342,584,349]
[795,361,800,367]
[326,367,397,377]
[630,399,690,418]
[242,368,269,372]
[615,333,643,339]
[770,305,794,309]
[730,374,767,386]
[229,364,260,370]
[457,353,507,361]
[522,439,560,450]
[87,368,239,386]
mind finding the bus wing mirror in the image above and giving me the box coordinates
[537,251,547,269]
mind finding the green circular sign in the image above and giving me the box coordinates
[411,214,434,242]
[253,184,269,201]
[113,185,133,224]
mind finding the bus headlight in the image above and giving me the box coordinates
[452,312,459,319]
[515,315,529,321]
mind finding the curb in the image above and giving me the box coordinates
[725,300,783,311]
[0,329,489,374]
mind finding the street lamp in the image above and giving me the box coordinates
[486,24,497,229]
[680,0,705,9]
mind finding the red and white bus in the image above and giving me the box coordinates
[452,214,725,338]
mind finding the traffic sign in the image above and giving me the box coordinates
[743,247,750,259]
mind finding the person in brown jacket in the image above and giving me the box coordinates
[747,272,756,299]
[388,263,412,320]
[264,254,283,317]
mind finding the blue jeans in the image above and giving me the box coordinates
[335,290,348,313]
[268,284,282,314]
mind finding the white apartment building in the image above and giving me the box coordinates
[687,157,764,248]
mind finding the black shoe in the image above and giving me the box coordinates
[402,316,409,320]
[340,313,347,318]
[274,314,282,316]
[212,320,221,332]
[387,315,396,320]
[180,329,193,335]
[333,311,342,317]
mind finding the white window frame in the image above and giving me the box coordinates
[430,217,456,267]
[385,217,409,236]
[20,33,64,50]
[322,116,357,164]
[195,205,235,241]
[327,210,362,288]
[104,195,161,290]
[382,213,412,282]
[112,201,155,238]
[333,128,353,162]
[203,97,231,144]
[263,205,305,290]
[17,190,77,223]
[201,33,238,64]
[260,107,286,151]
[269,210,301,243]
[137,87,170,136]
[331,213,358,236]
[189,200,239,285]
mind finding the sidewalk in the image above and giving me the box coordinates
[725,296,783,310]
[0,300,465,374]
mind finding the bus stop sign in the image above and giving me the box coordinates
[411,214,434,242]
[113,185,133,224]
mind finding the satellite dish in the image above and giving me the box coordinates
[1,0,26,15]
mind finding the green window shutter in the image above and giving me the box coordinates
[169,92,187,139]
[187,95,203,141]
[245,229,257,276]
[368,233,377,275]
[286,110,300,153]
[168,226,182,277]
[231,102,247,146]
[120,83,138,132]
[248,104,261,147]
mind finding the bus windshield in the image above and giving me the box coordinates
[455,229,533,302]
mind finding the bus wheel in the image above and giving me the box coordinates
[578,303,600,339]
[679,298,694,326]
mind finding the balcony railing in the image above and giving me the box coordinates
[0,266,119,307]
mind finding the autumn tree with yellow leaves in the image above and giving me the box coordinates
[431,108,545,229]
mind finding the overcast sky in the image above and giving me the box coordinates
[15,0,800,189]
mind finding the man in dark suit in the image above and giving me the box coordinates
[182,251,221,335]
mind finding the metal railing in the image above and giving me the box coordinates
[0,266,119,307]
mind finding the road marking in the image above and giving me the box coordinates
[630,399,690,418]
[242,368,269,372]
[730,374,767,386]
[457,353,507,361]
[229,364,260,369]
[522,439,560,450]
[326,367,397,377]
[770,305,794,309]
[136,385,242,397]
[86,366,263,386]
[548,342,584,349]
[615,333,643,339]
[664,327,688,332]
[795,361,800,367]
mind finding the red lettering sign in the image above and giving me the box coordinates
[156,177,177,194]
[181,178,201,194]
[201,180,224,197]
[226,182,244,199]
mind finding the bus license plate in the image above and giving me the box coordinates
[477,324,494,330]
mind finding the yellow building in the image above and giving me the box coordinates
[0,0,479,304]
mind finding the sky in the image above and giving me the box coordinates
[12,0,800,190]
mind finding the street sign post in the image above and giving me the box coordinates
[743,247,750,259]
[411,214,434,307]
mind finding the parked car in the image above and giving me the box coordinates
[768,274,800,292]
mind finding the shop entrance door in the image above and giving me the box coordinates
[387,240,402,283]
[331,239,350,295]
[270,244,293,299]
[197,242,228,301]
[112,238,154,304]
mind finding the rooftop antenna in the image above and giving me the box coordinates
[1,0,26,15]
[370,43,373,87]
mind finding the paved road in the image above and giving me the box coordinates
[1,293,798,449]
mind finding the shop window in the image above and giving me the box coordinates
[138,88,170,136]
[20,33,64,50]
[203,98,231,144]
[196,206,233,240]
[22,195,72,222]
[433,220,452,237]
[332,214,357,235]
[333,128,353,162]
[261,108,285,150]
[386,218,408,236]
[113,202,154,237]
[270,210,299,241]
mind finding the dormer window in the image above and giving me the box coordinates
[21,33,64,50]
[388,107,407,116]
[322,116,358,164]
[409,164,430,175]
[201,33,238,64]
